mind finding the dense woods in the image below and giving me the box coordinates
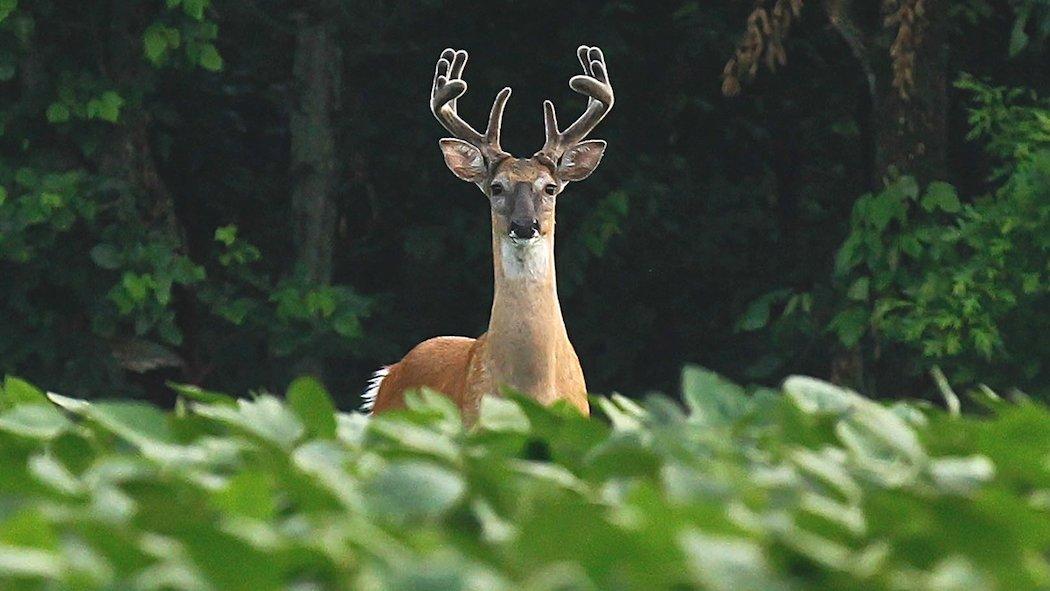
[0,1,1047,407]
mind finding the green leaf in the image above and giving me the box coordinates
[45,103,69,123]
[193,396,304,448]
[181,0,207,19]
[178,528,282,591]
[122,272,152,302]
[783,376,859,415]
[216,298,254,325]
[0,0,16,23]
[829,306,868,347]
[681,365,748,425]
[98,91,124,122]
[39,191,62,209]
[0,546,61,579]
[922,182,961,213]
[0,509,57,549]
[167,382,236,406]
[171,256,206,284]
[214,224,237,246]
[929,454,996,494]
[286,376,337,439]
[900,234,922,258]
[143,26,169,65]
[478,396,530,433]
[213,471,275,520]
[868,190,907,232]
[86,91,124,123]
[896,175,921,201]
[835,234,863,276]
[76,400,175,446]
[737,290,790,332]
[847,277,870,301]
[363,461,465,522]
[333,312,362,338]
[0,405,70,439]
[680,531,788,591]
[198,43,223,72]
[2,376,48,408]
[836,403,927,475]
[89,244,122,270]
[1009,14,1030,57]
[738,299,770,331]
[368,417,459,462]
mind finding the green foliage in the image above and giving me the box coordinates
[833,79,1048,388]
[0,1,367,397]
[740,76,1049,394]
[951,1,1050,56]
[142,0,220,69]
[1007,0,1050,56]
[956,73,1050,169]
[0,370,1047,589]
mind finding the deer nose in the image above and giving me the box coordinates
[509,219,540,239]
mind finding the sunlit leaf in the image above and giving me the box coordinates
[2,376,48,408]
[363,461,465,522]
[0,405,70,440]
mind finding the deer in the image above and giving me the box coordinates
[362,46,614,424]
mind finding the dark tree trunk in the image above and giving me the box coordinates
[824,0,949,184]
[870,0,949,184]
[823,0,949,391]
[97,4,182,238]
[289,12,342,379]
[95,2,191,404]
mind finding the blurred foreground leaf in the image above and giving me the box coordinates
[0,371,1046,590]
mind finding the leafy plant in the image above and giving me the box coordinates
[738,76,1049,394]
[0,1,373,397]
[0,368,1046,589]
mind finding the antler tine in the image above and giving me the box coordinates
[431,48,511,162]
[539,45,614,160]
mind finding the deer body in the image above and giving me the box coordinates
[365,46,613,422]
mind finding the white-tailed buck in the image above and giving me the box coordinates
[363,46,614,423]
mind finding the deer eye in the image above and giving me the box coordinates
[490,183,504,196]
[544,184,557,196]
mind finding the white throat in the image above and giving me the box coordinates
[500,236,550,281]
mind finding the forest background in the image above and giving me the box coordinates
[1,0,1047,407]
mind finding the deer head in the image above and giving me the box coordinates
[431,46,614,243]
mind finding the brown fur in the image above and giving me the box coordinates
[371,47,611,424]
[370,336,478,416]
[372,226,589,424]
[373,332,588,425]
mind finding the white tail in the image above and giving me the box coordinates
[360,366,388,413]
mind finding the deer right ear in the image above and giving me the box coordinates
[439,138,487,183]
[556,139,606,182]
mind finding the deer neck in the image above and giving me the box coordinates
[486,226,566,399]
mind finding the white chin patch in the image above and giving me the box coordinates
[501,236,548,280]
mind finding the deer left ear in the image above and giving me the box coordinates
[556,139,607,182]
[439,138,488,182]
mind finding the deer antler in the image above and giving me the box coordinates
[431,48,511,164]
[538,45,615,161]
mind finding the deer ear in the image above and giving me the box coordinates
[439,138,487,182]
[557,139,606,182]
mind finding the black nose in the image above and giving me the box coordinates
[509,219,540,239]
